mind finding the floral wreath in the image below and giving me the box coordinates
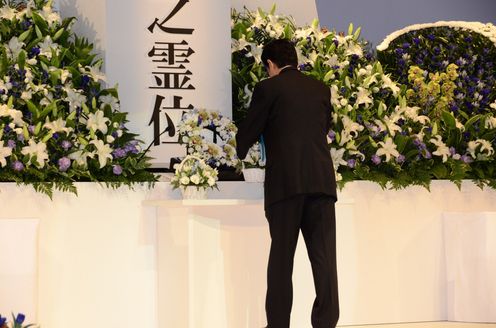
[177,108,239,168]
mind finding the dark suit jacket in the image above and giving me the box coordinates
[236,66,337,209]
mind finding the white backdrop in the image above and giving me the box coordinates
[55,0,318,165]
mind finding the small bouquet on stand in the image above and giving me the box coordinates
[241,137,266,183]
[170,155,219,199]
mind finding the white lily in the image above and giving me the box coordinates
[68,147,94,167]
[81,64,106,82]
[39,36,59,59]
[85,110,110,134]
[7,37,24,59]
[429,135,450,162]
[376,137,400,162]
[90,139,113,168]
[64,87,87,111]
[330,147,347,170]
[0,6,17,20]
[382,74,401,96]
[246,43,263,64]
[41,4,61,26]
[99,94,120,111]
[43,117,73,134]
[0,144,12,167]
[467,139,495,159]
[355,87,373,106]
[375,115,402,137]
[485,116,496,129]
[21,139,49,168]
[0,104,25,126]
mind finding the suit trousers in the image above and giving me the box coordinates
[264,193,339,328]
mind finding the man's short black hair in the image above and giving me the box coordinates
[261,39,298,68]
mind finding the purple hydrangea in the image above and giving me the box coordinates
[461,155,473,164]
[12,161,24,172]
[371,154,381,165]
[396,155,406,164]
[113,164,123,175]
[7,139,16,148]
[61,140,72,151]
[328,130,336,142]
[347,159,356,168]
[112,148,126,159]
[58,157,71,172]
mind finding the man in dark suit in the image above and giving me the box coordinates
[236,39,339,328]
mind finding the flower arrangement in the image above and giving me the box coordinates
[232,8,496,189]
[170,155,218,195]
[0,0,157,197]
[177,108,239,168]
[377,21,496,188]
[0,313,36,328]
[242,140,265,168]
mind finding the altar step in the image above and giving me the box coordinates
[341,322,496,328]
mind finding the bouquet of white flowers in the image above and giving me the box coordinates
[170,155,218,199]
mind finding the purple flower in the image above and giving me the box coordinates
[347,159,356,168]
[7,139,16,148]
[61,140,72,151]
[12,161,24,172]
[112,148,126,159]
[28,125,35,134]
[15,313,25,324]
[424,151,432,159]
[328,130,336,142]
[449,147,457,156]
[396,155,406,164]
[17,134,25,142]
[0,314,6,325]
[58,157,71,172]
[113,165,123,175]
[461,155,473,164]
[371,154,381,165]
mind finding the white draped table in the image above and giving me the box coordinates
[1,180,496,328]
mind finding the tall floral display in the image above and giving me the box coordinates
[232,7,496,189]
[0,0,156,196]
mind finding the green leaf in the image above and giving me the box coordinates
[348,23,354,35]
[18,28,32,42]
[35,25,43,39]
[431,164,448,179]
[18,50,27,70]
[32,11,49,34]
[53,27,65,41]
[441,110,456,129]
[464,115,481,131]
[25,100,41,118]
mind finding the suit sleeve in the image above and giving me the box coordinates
[236,82,272,160]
